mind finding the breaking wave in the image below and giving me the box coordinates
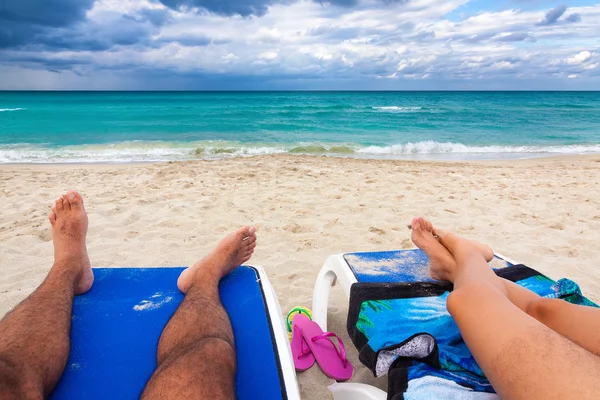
[357,141,600,155]
[1,141,600,163]
[371,106,425,112]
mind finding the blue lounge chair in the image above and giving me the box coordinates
[49,266,300,400]
[313,249,598,399]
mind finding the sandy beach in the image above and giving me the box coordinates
[1,154,600,398]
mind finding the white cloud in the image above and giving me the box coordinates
[258,51,279,60]
[492,61,516,70]
[2,0,600,89]
[566,51,592,65]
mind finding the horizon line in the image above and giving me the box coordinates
[1,89,600,93]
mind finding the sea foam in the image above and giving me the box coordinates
[357,141,600,155]
[2,141,600,164]
[371,106,424,112]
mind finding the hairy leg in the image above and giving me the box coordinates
[434,227,600,399]
[0,191,93,398]
[142,226,257,400]
[412,217,600,357]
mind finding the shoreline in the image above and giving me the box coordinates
[2,152,600,169]
[2,153,600,398]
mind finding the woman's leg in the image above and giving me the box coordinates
[412,218,600,399]
[412,217,600,356]
[503,279,600,356]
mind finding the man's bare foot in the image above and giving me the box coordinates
[411,217,456,282]
[49,190,94,295]
[177,226,257,294]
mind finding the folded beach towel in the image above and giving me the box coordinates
[346,264,598,400]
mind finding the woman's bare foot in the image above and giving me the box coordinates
[49,190,94,295]
[432,227,494,263]
[411,217,456,282]
[435,228,486,269]
[177,226,257,294]
[411,217,495,282]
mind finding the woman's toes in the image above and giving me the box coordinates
[48,212,56,224]
[411,217,422,231]
[425,219,433,231]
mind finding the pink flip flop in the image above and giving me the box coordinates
[294,314,353,381]
[291,314,315,371]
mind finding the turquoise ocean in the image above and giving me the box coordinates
[1,91,599,163]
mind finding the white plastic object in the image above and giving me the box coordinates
[329,382,387,400]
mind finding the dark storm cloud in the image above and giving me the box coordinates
[1,52,92,71]
[128,8,173,27]
[566,13,581,23]
[0,0,166,51]
[158,0,276,17]
[158,0,411,17]
[316,0,360,5]
[0,0,95,27]
[39,19,155,51]
[538,4,567,25]
[0,0,95,48]
[315,0,410,6]
[156,34,214,46]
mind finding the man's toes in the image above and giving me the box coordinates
[66,190,83,209]
[62,194,71,211]
[245,234,257,245]
[237,226,256,240]
[236,226,251,239]
[49,211,56,225]
[55,197,64,212]
[244,226,256,238]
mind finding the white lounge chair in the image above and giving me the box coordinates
[312,249,517,400]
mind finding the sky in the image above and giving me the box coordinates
[0,0,598,90]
